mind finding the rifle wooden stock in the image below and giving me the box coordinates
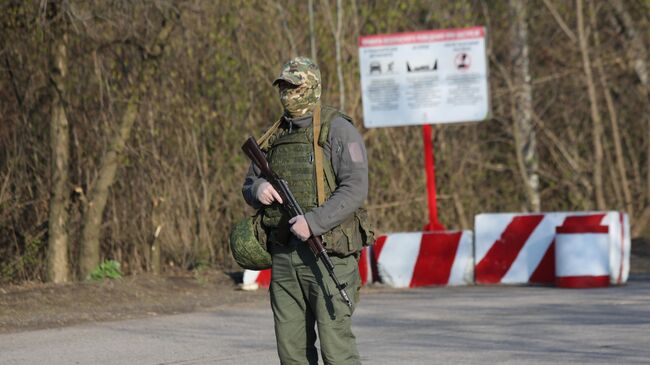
[242,138,273,177]
[241,136,352,308]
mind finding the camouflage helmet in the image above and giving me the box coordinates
[229,215,272,270]
[274,57,321,118]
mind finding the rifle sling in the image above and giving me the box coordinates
[313,105,326,206]
[256,118,282,150]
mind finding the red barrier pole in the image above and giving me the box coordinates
[422,124,445,231]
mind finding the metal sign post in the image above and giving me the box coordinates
[422,124,445,231]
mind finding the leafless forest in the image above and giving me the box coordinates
[1,0,648,283]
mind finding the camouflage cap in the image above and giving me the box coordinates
[273,57,321,86]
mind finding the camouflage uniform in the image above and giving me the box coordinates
[242,57,368,365]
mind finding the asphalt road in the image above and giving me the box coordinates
[2,280,650,365]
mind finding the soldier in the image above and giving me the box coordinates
[242,57,369,365]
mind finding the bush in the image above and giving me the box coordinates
[89,260,123,281]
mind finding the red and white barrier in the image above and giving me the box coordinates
[242,268,271,291]
[555,225,610,288]
[242,247,373,291]
[474,211,630,285]
[358,246,373,286]
[373,231,474,288]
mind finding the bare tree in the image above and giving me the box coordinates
[610,0,650,235]
[79,12,176,278]
[46,1,71,283]
[322,0,346,110]
[576,0,605,210]
[590,2,633,220]
[510,0,540,212]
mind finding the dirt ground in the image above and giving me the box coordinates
[1,238,649,334]
[0,269,268,334]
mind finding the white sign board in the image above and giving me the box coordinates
[358,27,489,128]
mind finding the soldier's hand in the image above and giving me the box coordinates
[257,182,283,205]
[289,215,311,241]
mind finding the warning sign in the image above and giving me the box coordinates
[358,27,490,128]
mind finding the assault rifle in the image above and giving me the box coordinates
[242,137,352,308]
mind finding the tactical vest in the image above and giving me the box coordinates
[261,106,373,256]
[262,123,327,231]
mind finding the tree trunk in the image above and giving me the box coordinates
[322,0,345,110]
[309,0,317,62]
[610,0,650,209]
[510,0,540,212]
[335,0,345,110]
[576,0,606,210]
[79,97,139,278]
[590,3,633,219]
[610,0,650,236]
[47,24,71,283]
[79,15,175,278]
[191,128,214,265]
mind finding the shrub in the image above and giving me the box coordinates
[89,260,123,281]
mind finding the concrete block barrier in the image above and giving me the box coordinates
[475,211,630,285]
[372,231,474,288]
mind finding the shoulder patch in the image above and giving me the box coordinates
[348,142,364,163]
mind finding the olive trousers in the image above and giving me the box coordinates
[270,238,361,365]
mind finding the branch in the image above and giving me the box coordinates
[3,55,24,110]
[273,1,297,57]
[542,0,577,44]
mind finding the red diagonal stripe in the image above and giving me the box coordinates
[409,232,462,287]
[562,213,606,227]
[476,215,545,284]
[358,247,369,285]
[257,269,272,288]
[371,235,387,283]
[373,235,387,261]
[529,239,555,284]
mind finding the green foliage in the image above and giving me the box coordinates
[89,260,123,281]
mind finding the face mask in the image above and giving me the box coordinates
[279,82,321,118]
